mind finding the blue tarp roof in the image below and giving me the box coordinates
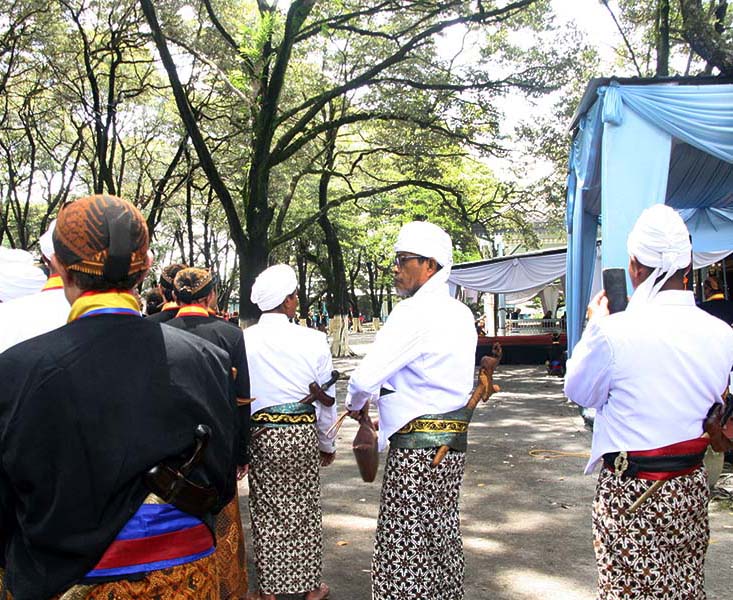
[566,76,733,354]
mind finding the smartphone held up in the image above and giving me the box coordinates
[602,268,628,314]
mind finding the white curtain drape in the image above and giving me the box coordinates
[448,251,566,295]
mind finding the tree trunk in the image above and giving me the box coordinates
[366,261,381,318]
[656,0,670,76]
[185,180,195,265]
[317,119,352,357]
[296,242,310,320]
[238,239,267,326]
[329,314,350,356]
[679,0,733,76]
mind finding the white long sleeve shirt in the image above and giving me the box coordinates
[346,275,477,450]
[564,290,733,474]
[243,313,337,452]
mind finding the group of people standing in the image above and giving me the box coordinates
[0,195,479,600]
[1,194,732,600]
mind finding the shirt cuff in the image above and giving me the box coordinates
[345,391,369,412]
[318,438,336,453]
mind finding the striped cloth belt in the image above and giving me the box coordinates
[390,407,474,452]
[251,402,316,427]
[83,494,214,581]
[602,437,710,481]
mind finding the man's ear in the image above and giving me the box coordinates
[628,256,652,289]
[50,255,71,286]
[207,288,218,310]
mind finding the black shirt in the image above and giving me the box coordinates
[145,304,179,323]
[700,298,733,326]
[0,316,237,600]
[165,314,251,465]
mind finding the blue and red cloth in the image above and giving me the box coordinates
[84,501,214,579]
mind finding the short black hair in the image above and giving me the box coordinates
[68,270,145,292]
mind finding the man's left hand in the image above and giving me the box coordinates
[236,464,249,480]
[586,290,610,322]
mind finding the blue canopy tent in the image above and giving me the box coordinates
[565,77,733,355]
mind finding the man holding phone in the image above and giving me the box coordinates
[564,204,733,600]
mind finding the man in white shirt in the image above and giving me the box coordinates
[0,220,70,353]
[346,221,477,600]
[243,264,335,600]
[565,204,733,600]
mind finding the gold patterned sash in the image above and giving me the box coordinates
[251,412,316,425]
[398,418,469,435]
[390,407,473,452]
[251,402,317,428]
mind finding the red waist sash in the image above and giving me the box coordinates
[604,437,709,481]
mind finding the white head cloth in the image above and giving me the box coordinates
[39,219,57,260]
[626,204,691,309]
[0,247,46,302]
[394,221,453,285]
[251,264,298,311]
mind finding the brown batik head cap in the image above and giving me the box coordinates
[53,194,150,283]
[173,268,217,304]
[159,263,188,290]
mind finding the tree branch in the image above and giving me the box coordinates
[600,0,644,77]
[139,0,247,250]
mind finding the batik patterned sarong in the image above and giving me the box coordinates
[248,423,322,594]
[215,494,248,599]
[0,554,219,600]
[593,465,709,600]
[372,446,466,600]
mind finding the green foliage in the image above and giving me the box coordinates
[3,0,614,315]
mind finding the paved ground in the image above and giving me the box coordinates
[238,332,733,599]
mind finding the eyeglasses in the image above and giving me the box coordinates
[393,254,425,268]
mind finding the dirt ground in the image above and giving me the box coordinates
[238,332,733,599]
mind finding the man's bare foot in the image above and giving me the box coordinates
[304,582,330,600]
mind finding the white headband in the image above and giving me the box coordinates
[39,219,57,260]
[394,221,453,285]
[626,204,691,309]
[0,248,46,301]
[251,264,298,311]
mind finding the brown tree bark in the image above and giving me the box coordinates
[656,0,670,76]
[679,0,733,76]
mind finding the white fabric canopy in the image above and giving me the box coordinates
[540,285,562,315]
[448,245,731,300]
[566,79,733,355]
[449,244,724,300]
[693,250,731,269]
[449,250,567,295]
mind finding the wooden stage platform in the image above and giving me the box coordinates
[476,333,567,365]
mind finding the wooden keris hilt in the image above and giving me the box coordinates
[432,343,502,467]
[300,370,340,407]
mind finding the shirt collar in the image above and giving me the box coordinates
[68,290,141,322]
[42,274,64,291]
[175,305,210,318]
[647,289,695,307]
[258,312,290,325]
[413,271,449,299]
